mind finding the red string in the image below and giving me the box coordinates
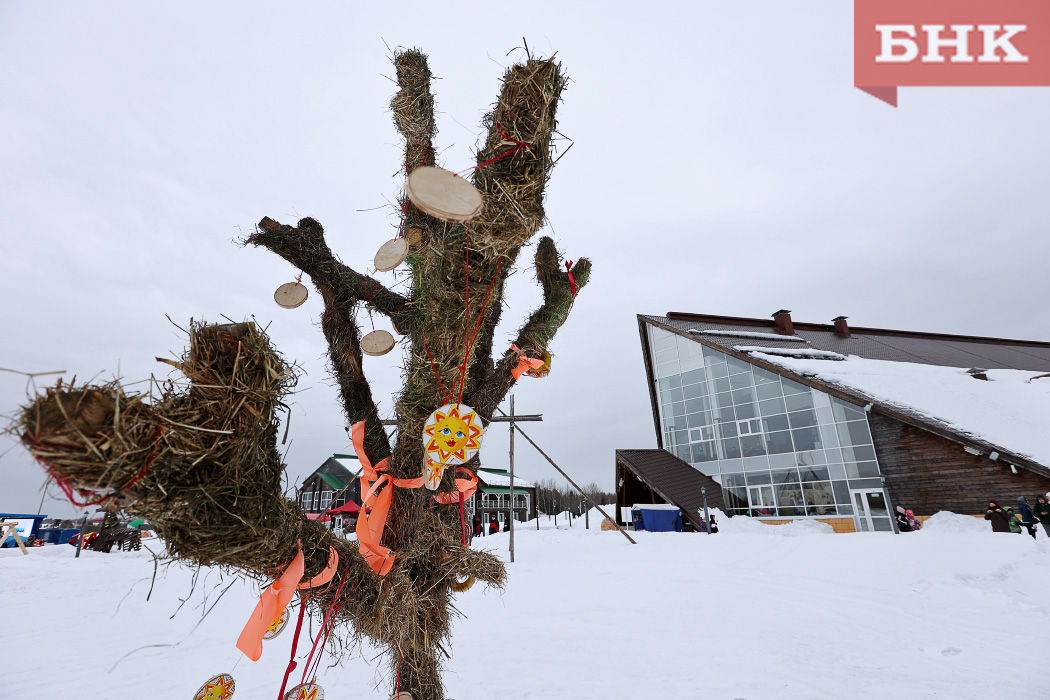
[277,604,308,700]
[458,490,466,545]
[395,648,402,696]
[422,334,452,406]
[449,255,505,403]
[466,256,505,350]
[455,226,471,406]
[299,560,357,688]
[37,422,163,508]
[456,121,530,177]
[565,260,578,311]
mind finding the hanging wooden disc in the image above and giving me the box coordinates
[274,282,308,309]
[361,329,396,356]
[405,227,424,246]
[193,673,236,700]
[375,238,409,272]
[284,683,324,700]
[405,166,484,223]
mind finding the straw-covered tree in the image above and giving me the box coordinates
[16,48,588,700]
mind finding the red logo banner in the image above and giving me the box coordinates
[855,0,1050,106]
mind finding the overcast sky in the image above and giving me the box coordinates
[3,1,1048,518]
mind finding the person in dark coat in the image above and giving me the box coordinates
[1016,497,1037,539]
[895,506,911,532]
[905,509,922,531]
[708,514,718,534]
[472,515,483,538]
[488,518,499,535]
[1034,496,1050,537]
[985,500,1011,533]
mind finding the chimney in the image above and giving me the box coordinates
[772,309,794,335]
[967,368,989,381]
[832,316,851,338]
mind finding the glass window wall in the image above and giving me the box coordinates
[647,323,883,518]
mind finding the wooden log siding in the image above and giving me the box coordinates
[870,413,1050,516]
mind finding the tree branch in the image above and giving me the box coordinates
[475,236,591,415]
[247,217,394,458]
[248,217,412,332]
[391,49,441,248]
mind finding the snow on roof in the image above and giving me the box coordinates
[757,354,1050,467]
[691,329,807,342]
[331,455,361,474]
[737,346,846,360]
[477,470,534,488]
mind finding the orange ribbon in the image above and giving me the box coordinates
[509,344,544,380]
[236,545,340,661]
[352,421,423,576]
[431,467,479,504]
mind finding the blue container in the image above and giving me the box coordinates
[639,509,683,532]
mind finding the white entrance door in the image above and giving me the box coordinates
[748,485,775,517]
[851,489,893,532]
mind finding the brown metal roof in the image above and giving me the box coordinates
[646,313,1050,372]
[616,449,725,527]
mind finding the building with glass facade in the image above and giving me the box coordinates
[629,311,1050,533]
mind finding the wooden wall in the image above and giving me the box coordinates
[870,413,1050,515]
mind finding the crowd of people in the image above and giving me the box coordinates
[894,506,923,532]
[896,493,1050,537]
[985,495,1050,538]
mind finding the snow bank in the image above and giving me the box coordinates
[719,514,834,536]
[918,510,993,535]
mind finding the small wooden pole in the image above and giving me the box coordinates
[508,394,515,563]
[75,511,88,558]
[495,408,637,545]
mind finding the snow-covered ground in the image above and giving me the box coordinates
[3,511,1048,700]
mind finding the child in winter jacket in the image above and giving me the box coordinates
[1004,507,1022,534]
[895,506,911,532]
[905,509,922,531]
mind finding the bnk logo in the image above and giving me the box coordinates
[854,1,1050,106]
[875,25,1027,64]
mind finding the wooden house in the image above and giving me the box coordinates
[468,467,538,530]
[299,454,361,529]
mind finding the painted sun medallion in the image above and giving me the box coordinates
[193,673,236,700]
[284,683,324,700]
[422,404,483,468]
[262,608,290,640]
